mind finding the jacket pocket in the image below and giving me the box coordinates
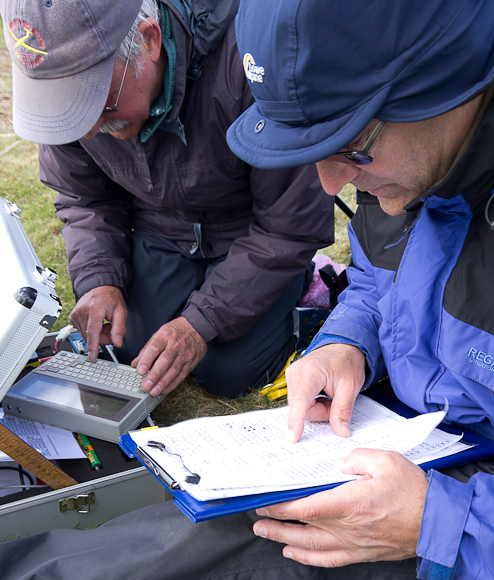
[437,310,494,394]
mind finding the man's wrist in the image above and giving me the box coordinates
[75,278,126,301]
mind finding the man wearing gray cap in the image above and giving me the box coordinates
[0,0,333,399]
[1,0,494,579]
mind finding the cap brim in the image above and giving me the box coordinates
[227,89,390,170]
[11,55,115,145]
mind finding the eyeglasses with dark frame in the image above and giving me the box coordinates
[334,120,387,165]
[103,29,137,114]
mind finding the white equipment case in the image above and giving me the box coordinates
[0,197,169,541]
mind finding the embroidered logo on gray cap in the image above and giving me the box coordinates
[9,20,47,68]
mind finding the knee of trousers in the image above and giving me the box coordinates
[193,358,264,398]
[193,335,296,399]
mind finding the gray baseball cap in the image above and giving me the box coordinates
[1,0,142,145]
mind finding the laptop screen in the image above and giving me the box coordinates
[0,197,61,403]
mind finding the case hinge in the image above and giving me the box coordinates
[59,492,95,514]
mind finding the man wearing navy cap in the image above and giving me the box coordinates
[227,0,494,578]
[1,1,494,579]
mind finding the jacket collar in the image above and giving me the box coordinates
[140,2,184,143]
[139,0,239,143]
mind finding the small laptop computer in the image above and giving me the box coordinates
[0,196,165,443]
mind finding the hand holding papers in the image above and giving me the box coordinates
[122,395,470,503]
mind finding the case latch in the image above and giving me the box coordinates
[59,492,95,514]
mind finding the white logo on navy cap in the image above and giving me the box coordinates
[243,53,265,84]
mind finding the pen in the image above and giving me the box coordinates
[76,433,103,471]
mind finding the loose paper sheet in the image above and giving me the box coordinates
[129,395,469,501]
[0,410,85,497]
[0,409,85,462]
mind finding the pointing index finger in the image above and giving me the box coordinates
[286,392,314,443]
[286,357,327,443]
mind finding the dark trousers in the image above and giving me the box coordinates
[4,460,494,580]
[117,230,310,398]
[5,460,494,580]
[0,502,418,580]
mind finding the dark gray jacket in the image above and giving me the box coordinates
[38,1,334,343]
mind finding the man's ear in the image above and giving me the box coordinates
[138,18,162,62]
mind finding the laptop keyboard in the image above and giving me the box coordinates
[36,351,146,393]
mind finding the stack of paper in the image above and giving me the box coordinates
[126,395,470,502]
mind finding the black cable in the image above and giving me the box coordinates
[17,464,34,490]
[335,195,355,219]
[0,465,35,491]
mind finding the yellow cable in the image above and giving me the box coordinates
[260,351,302,401]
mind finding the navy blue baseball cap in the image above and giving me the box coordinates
[227,0,494,169]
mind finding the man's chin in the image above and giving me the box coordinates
[99,119,140,140]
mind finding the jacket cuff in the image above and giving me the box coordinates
[417,470,473,571]
[74,273,127,300]
[182,304,219,343]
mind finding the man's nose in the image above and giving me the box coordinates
[316,158,360,196]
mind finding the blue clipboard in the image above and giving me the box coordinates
[119,394,494,523]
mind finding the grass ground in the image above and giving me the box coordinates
[0,27,357,425]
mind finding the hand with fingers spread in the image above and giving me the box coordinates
[132,316,207,397]
[253,448,428,568]
[285,343,366,443]
[69,285,128,362]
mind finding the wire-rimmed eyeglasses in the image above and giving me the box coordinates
[334,120,387,165]
[103,29,137,114]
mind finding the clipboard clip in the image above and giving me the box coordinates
[142,440,201,487]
